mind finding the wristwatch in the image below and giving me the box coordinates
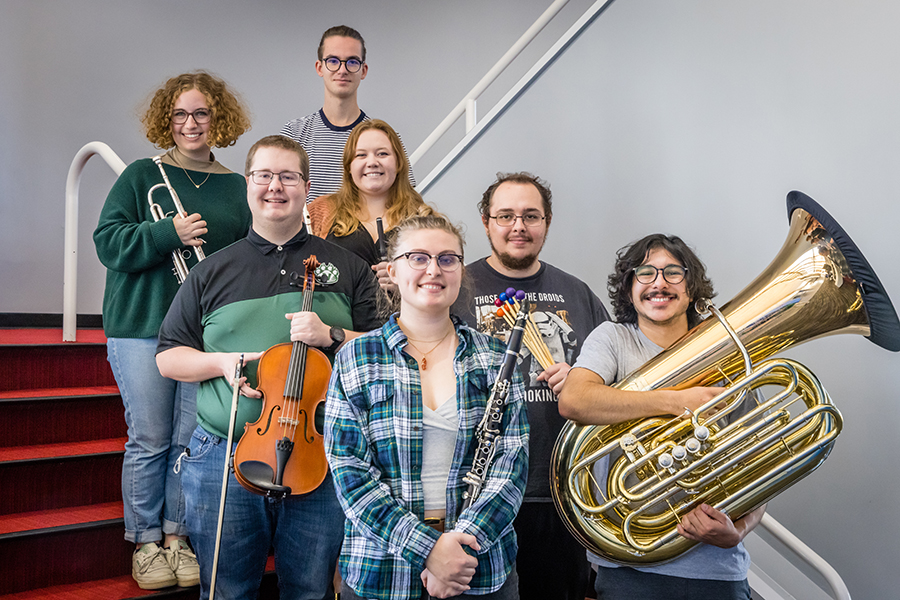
[327,325,345,353]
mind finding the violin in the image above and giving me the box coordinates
[233,255,331,497]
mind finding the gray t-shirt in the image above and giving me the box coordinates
[572,321,751,581]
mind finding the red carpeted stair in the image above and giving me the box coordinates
[0,327,201,599]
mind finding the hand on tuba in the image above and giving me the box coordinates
[677,502,765,549]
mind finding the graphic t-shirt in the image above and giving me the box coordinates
[451,258,609,500]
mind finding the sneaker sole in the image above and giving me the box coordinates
[176,573,201,587]
[133,573,178,590]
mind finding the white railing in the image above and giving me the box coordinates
[63,142,127,342]
[411,0,619,194]
[409,0,572,166]
[755,513,851,600]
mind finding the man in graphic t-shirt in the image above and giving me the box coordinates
[451,172,609,600]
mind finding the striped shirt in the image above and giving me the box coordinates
[324,315,529,600]
[280,109,417,203]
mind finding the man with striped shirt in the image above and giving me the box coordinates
[280,25,415,203]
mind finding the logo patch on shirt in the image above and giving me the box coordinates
[315,262,340,286]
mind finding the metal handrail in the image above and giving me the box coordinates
[63,142,127,341]
[758,513,851,600]
[409,0,572,168]
[412,0,618,194]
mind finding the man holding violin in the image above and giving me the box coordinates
[157,134,379,599]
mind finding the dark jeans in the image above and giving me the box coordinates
[594,566,751,600]
[514,502,590,600]
[341,567,519,600]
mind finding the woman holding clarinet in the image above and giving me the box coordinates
[325,213,529,600]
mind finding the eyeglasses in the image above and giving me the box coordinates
[171,109,211,124]
[393,252,464,272]
[323,57,364,73]
[249,171,305,186]
[633,264,688,285]
[488,213,546,228]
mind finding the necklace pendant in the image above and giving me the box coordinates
[421,357,427,370]
[193,183,200,189]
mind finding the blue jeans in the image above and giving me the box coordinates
[182,425,345,600]
[107,336,196,543]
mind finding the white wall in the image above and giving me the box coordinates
[2,1,897,597]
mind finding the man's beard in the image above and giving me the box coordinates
[488,235,543,272]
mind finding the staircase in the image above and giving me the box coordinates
[0,326,199,599]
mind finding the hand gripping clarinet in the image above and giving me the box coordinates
[461,299,529,510]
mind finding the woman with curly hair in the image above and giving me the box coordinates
[93,71,251,591]
[307,119,432,293]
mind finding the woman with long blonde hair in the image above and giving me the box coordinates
[307,119,432,291]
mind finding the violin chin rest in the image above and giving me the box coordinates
[238,460,292,496]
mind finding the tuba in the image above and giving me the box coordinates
[551,191,900,566]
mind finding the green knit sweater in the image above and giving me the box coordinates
[93,157,250,338]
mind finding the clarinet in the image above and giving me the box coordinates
[461,299,529,510]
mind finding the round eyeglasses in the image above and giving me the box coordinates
[171,109,211,124]
[633,264,688,285]
[248,171,305,186]
[393,252,464,272]
[488,213,546,228]
[323,57,364,73]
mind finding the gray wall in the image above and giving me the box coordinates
[2,1,897,597]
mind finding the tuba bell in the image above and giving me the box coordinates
[551,191,900,566]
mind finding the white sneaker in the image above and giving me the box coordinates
[166,539,201,587]
[133,542,177,590]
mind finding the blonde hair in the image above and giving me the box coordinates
[329,119,431,236]
[380,213,468,317]
[141,71,251,150]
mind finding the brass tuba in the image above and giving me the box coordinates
[551,191,900,566]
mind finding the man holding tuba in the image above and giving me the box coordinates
[558,233,765,600]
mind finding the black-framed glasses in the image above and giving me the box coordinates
[323,56,364,73]
[249,170,305,186]
[171,109,211,124]
[488,213,546,228]
[633,264,688,285]
[392,252,464,272]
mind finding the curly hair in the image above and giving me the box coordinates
[141,71,251,150]
[318,25,366,61]
[328,119,432,237]
[478,171,553,224]
[608,233,715,328]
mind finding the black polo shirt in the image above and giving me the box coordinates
[158,226,379,439]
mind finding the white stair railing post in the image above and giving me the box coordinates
[465,98,477,133]
[63,142,127,342]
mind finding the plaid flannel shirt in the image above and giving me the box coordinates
[325,314,529,600]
